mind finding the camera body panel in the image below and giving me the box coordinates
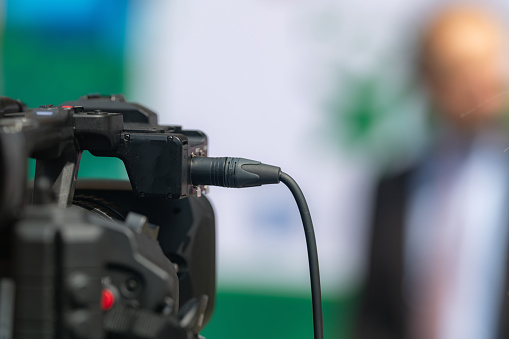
[0,95,216,339]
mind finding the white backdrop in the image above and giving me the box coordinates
[125,0,509,296]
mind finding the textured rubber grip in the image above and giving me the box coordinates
[190,157,281,188]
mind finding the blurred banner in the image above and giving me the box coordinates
[124,0,509,296]
[126,0,375,297]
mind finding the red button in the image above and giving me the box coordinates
[101,289,115,310]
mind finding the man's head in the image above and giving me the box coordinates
[420,6,509,130]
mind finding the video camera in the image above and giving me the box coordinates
[0,94,324,339]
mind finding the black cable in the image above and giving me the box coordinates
[190,157,324,339]
[280,172,324,339]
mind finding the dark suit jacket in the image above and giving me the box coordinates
[355,167,509,339]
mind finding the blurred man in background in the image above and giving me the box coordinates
[356,5,509,339]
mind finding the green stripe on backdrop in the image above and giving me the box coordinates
[202,290,358,339]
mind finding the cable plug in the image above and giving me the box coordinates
[190,157,281,188]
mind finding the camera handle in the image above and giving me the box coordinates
[33,144,82,207]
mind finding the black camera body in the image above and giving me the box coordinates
[0,95,215,339]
